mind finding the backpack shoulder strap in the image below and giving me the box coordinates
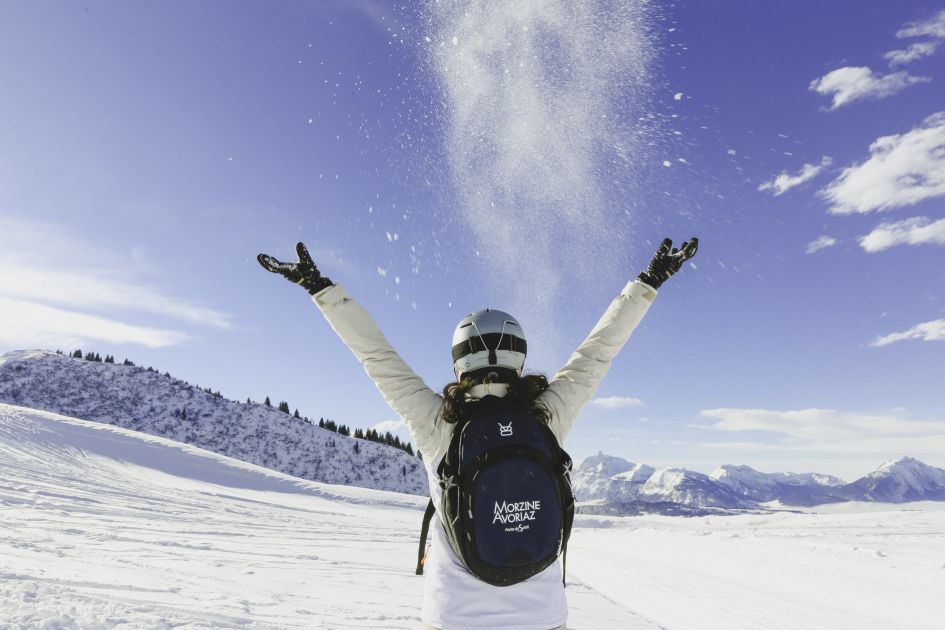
[415,498,436,575]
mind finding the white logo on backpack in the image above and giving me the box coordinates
[493,499,540,525]
[498,421,513,437]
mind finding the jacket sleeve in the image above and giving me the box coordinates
[312,283,446,458]
[539,279,657,443]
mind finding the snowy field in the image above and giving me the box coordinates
[2,403,945,629]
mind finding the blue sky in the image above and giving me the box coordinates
[1,1,943,480]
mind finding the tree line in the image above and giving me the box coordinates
[63,349,132,366]
[263,396,415,457]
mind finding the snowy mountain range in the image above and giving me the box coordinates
[710,464,846,506]
[572,452,945,515]
[0,350,427,495]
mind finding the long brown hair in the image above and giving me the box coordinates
[439,371,552,425]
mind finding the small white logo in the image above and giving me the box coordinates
[498,421,513,437]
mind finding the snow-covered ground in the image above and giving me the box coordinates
[3,403,945,629]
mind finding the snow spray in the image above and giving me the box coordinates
[421,0,656,364]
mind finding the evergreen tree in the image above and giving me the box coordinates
[105,355,115,364]
[264,396,271,407]
[73,350,82,358]
[353,442,360,454]
[319,418,326,429]
[293,409,301,419]
[278,401,290,414]
[405,443,414,456]
[123,358,135,366]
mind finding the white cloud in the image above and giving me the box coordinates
[591,396,644,410]
[758,156,833,196]
[805,235,838,254]
[884,41,939,67]
[820,112,945,214]
[871,319,945,347]
[372,419,406,433]
[698,435,945,457]
[0,217,233,351]
[858,216,945,252]
[370,419,412,446]
[808,66,929,110]
[692,400,945,476]
[0,297,187,349]
[698,407,945,446]
[0,264,233,330]
[896,9,945,39]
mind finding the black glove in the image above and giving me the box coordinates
[257,242,333,295]
[637,237,698,289]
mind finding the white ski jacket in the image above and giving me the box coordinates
[312,279,657,630]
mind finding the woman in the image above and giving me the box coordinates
[258,237,697,630]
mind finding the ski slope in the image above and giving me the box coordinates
[2,403,945,629]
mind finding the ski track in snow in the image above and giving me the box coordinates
[3,403,945,629]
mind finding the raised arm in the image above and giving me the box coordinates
[258,243,445,457]
[541,237,698,443]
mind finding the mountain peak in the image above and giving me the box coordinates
[879,456,924,470]
[845,457,945,502]
[578,452,638,477]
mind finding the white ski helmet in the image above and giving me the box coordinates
[451,309,527,379]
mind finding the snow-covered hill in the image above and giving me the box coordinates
[4,402,945,629]
[711,464,846,506]
[0,350,427,495]
[841,457,945,502]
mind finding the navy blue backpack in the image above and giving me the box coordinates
[416,396,574,586]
